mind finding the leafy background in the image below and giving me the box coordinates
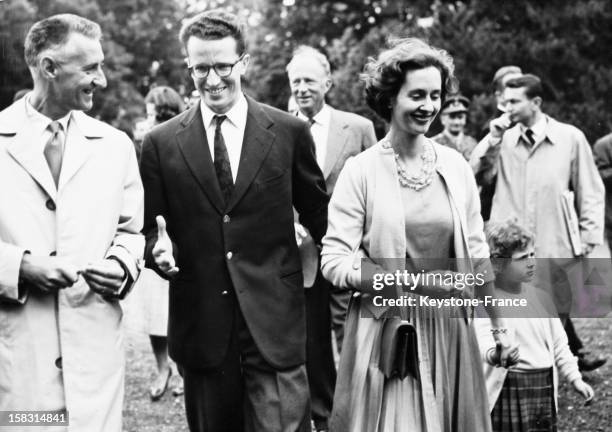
[1,0,611,142]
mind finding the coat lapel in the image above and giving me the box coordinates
[175,104,225,214]
[1,99,57,200]
[322,109,349,179]
[226,97,275,212]
[58,111,98,191]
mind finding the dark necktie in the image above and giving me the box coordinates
[44,120,65,187]
[307,117,318,160]
[524,128,535,147]
[213,115,233,204]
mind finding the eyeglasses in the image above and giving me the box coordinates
[188,55,244,79]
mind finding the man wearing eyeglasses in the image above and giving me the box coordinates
[140,9,328,432]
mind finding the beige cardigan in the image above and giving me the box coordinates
[321,140,491,318]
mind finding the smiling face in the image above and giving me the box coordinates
[46,32,106,114]
[186,36,248,114]
[287,56,331,118]
[390,66,442,136]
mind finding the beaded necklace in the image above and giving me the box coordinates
[382,137,436,191]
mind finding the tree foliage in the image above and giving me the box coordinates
[1,0,611,142]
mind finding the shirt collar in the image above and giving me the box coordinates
[24,93,72,132]
[521,115,546,138]
[297,104,331,127]
[200,93,248,130]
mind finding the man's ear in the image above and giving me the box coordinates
[532,96,543,109]
[39,56,58,79]
[324,78,333,94]
[239,54,250,74]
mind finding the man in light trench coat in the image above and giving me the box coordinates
[0,14,144,431]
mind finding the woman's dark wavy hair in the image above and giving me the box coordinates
[362,38,457,122]
[144,86,185,123]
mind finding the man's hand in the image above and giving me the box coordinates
[489,113,513,139]
[81,259,126,297]
[153,215,179,277]
[294,223,308,247]
[19,254,80,293]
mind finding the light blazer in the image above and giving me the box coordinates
[322,108,377,195]
[0,97,144,432]
[141,96,329,370]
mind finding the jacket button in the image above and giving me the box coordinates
[221,290,229,296]
[55,357,62,370]
[223,215,230,223]
[226,251,233,260]
[49,251,57,256]
[46,199,56,211]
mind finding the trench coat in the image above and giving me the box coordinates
[0,97,144,431]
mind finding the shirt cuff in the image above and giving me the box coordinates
[105,246,141,300]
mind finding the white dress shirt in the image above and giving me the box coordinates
[520,114,547,148]
[297,104,331,170]
[24,93,71,152]
[200,95,248,183]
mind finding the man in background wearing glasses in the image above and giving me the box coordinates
[140,9,329,432]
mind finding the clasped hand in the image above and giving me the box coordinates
[20,254,125,297]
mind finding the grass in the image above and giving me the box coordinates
[121,305,612,431]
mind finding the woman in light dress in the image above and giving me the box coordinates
[138,86,185,401]
[321,38,516,431]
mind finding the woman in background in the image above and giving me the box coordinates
[138,86,185,401]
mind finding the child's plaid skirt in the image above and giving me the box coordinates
[491,367,556,432]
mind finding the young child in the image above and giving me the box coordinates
[475,220,594,431]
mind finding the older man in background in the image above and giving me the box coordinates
[431,94,477,160]
[286,45,376,432]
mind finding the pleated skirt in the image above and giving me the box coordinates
[330,295,492,432]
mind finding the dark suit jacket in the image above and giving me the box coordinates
[140,96,329,370]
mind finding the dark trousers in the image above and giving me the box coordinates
[329,286,351,353]
[305,271,337,430]
[180,303,311,432]
[562,316,584,355]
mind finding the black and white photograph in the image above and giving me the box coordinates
[1,0,612,431]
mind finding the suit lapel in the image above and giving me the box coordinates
[226,97,275,212]
[323,109,349,179]
[176,104,225,214]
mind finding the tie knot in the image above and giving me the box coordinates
[524,128,535,145]
[48,120,63,134]
[308,117,315,126]
[213,115,227,128]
